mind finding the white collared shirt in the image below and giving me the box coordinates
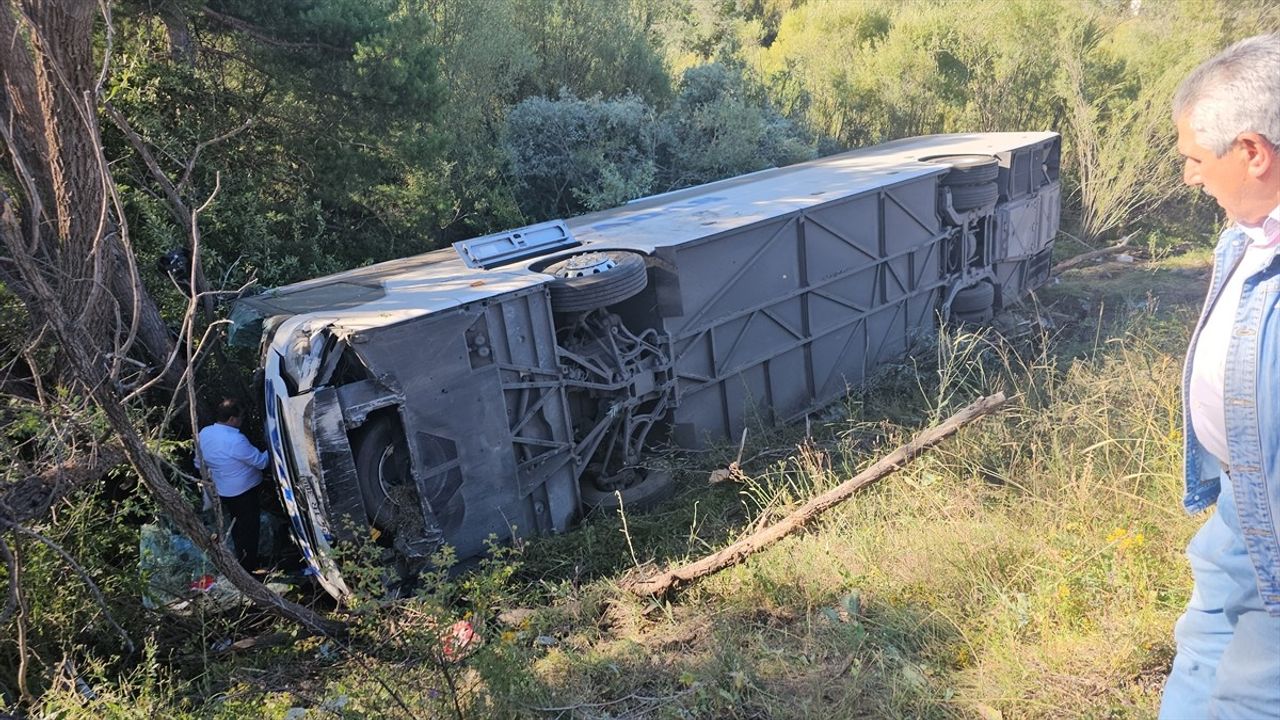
[196,422,269,497]
[1189,204,1280,464]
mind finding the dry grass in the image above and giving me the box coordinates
[492,250,1206,719]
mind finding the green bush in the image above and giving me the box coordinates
[504,62,814,219]
[734,0,1276,242]
[505,93,660,217]
[658,62,815,189]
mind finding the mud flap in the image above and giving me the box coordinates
[312,388,367,541]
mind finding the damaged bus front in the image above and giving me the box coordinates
[234,132,1062,598]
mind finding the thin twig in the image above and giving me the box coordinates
[180,121,254,195]
[13,538,32,705]
[103,102,192,232]
[617,491,641,572]
[0,534,17,627]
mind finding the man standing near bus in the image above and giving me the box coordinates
[196,398,269,573]
[1160,32,1280,719]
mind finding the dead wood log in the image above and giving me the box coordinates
[628,392,1008,598]
[1051,233,1135,275]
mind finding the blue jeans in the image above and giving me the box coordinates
[1159,473,1280,719]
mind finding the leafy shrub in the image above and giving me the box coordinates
[504,62,813,219]
[505,92,660,217]
[658,62,815,189]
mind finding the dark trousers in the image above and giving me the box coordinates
[220,486,260,571]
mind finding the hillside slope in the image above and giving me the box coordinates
[42,247,1214,719]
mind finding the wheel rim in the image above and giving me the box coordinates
[543,251,649,313]
[555,252,618,278]
[355,418,411,531]
[375,446,402,505]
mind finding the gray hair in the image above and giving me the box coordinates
[1172,33,1280,156]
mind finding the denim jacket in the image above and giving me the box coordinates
[1181,223,1280,616]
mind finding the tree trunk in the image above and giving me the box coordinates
[1,198,342,635]
[0,0,180,384]
[0,0,340,634]
[159,2,196,65]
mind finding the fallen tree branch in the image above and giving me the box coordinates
[1051,232,1135,275]
[627,392,1008,598]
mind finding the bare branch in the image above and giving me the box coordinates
[201,7,350,54]
[103,102,192,232]
[180,119,254,195]
[122,315,229,404]
[93,0,113,94]
[0,533,16,627]
[629,393,1009,597]
[0,117,46,257]
[194,170,221,215]
[14,538,33,704]
[1051,233,1136,275]
[186,171,223,528]
[104,103,244,327]
[1,0,342,640]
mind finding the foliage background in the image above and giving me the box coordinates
[103,0,1272,307]
[4,0,1280,716]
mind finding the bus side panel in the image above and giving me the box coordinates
[660,176,944,448]
[991,136,1062,308]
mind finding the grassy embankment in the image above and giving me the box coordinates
[43,243,1216,719]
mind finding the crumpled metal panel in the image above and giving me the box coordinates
[344,287,576,561]
[311,387,367,541]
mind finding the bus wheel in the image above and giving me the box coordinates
[541,251,648,313]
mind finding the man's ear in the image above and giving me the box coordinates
[1238,132,1275,179]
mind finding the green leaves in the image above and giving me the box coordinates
[660,62,814,188]
[105,1,450,298]
[505,92,660,217]
[504,62,814,219]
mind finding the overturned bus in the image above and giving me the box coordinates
[232,132,1062,598]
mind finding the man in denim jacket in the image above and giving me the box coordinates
[1159,33,1280,720]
